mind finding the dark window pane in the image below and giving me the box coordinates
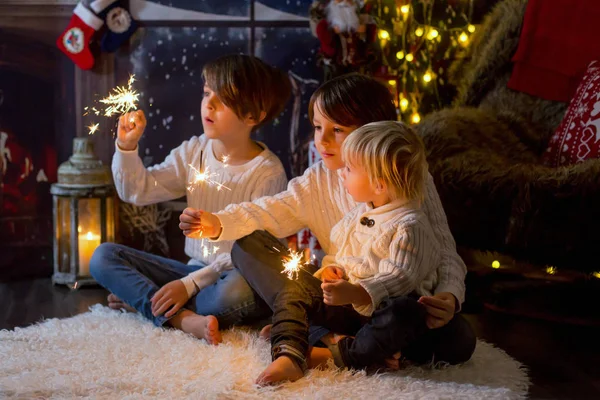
[116,27,250,165]
[254,27,321,178]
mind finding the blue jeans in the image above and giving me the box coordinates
[89,243,271,328]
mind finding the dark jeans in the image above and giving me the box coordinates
[231,230,477,369]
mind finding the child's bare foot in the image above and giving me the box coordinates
[259,324,272,341]
[169,310,222,345]
[107,294,136,312]
[256,355,304,386]
[384,352,403,370]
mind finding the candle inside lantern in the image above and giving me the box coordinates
[78,231,101,277]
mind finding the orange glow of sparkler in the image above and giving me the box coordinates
[87,123,100,135]
[187,164,231,193]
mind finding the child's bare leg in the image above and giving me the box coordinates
[168,309,222,345]
[256,355,304,386]
[107,293,136,313]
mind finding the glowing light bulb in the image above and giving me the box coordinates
[593,271,600,279]
[396,51,405,60]
[492,260,500,269]
[400,5,410,14]
[388,80,396,86]
[415,27,424,37]
[423,72,432,83]
[378,30,390,40]
[411,113,421,124]
[546,266,557,275]
[400,97,409,111]
[468,24,476,33]
[427,29,439,40]
[405,53,414,62]
[459,32,469,43]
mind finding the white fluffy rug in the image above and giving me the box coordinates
[0,305,529,399]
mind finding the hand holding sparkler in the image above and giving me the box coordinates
[320,265,346,281]
[179,207,222,239]
[117,110,146,151]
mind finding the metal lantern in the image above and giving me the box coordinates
[51,137,115,288]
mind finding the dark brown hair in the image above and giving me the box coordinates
[202,54,291,128]
[308,73,397,127]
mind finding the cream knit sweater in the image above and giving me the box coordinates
[112,135,288,296]
[318,200,441,316]
[215,161,467,308]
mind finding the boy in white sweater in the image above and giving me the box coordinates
[90,54,290,344]
[256,121,442,384]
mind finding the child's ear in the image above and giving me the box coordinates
[374,180,387,195]
[245,111,267,127]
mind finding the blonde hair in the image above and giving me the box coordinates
[342,121,428,203]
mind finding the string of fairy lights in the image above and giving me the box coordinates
[367,0,476,124]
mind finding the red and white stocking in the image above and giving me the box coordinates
[56,3,104,70]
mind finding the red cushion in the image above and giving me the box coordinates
[543,60,600,167]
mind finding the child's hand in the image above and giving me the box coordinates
[322,279,361,306]
[151,280,189,318]
[117,110,147,151]
[321,265,345,281]
[179,208,222,239]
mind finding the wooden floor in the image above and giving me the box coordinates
[1,278,599,399]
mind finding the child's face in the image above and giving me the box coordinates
[312,102,358,170]
[201,86,251,139]
[341,161,377,203]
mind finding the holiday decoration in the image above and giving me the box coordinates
[56,2,104,70]
[90,0,138,53]
[51,138,116,288]
[311,0,476,123]
[311,0,378,80]
[543,60,600,167]
[119,202,172,258]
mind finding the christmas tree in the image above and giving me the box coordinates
[312,0,477,123]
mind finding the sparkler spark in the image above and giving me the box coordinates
[187,164,231,192]
[87,123,100,135]
[221,154,230,168]
[281,250,306,280]
[99,74,139,117]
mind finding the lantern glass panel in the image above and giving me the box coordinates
[77,198,101,277]
[106,196,115,242]
[56,196,71,274]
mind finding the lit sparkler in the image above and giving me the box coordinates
[187,151,231,193]
[99,74,139,117]
[281,250,307,280]
[220,154,230,168]
[187,164,231,192]
[87,123,100,136]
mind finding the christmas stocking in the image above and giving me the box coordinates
[90,0,138,53]
[56,3,104,70]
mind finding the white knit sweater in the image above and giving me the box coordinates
[112,135,288,296]
[215,161,467,308]
[317,200,440,316]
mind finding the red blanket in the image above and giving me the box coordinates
[507,0,600,102]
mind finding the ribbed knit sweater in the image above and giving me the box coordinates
[317,200,440,316]
[112,135,287,296]
[215,161,467,308]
